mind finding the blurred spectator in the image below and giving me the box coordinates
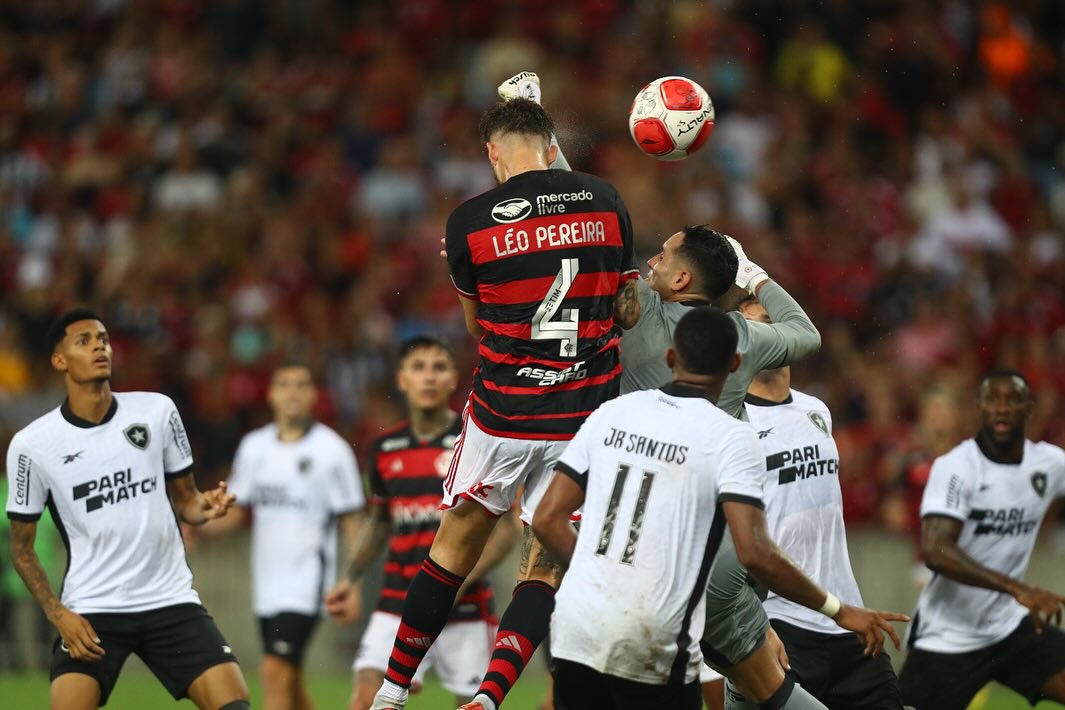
[0,0,1062,528]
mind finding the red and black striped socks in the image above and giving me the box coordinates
[382,556,464,690]
[478,579,557,707]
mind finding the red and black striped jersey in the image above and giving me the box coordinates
[445,169,639,440]
[368,418,495,622]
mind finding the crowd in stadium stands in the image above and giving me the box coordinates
[1,0,1064,535]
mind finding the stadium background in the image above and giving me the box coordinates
[1,0,1064,707]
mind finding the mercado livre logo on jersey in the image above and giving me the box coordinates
[491,197,532,223]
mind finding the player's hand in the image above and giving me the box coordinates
[1013,585,1065,632]
[324,578,362,625]
[199,481,236,520]
[498,71,541,104]
[53,607,105,662]
[766,626,790,670]
[724,235,769,293]
[832,604,909,657]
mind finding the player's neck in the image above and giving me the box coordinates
[747,367,790,402]
[497,150,550,182]
[409,407,456,441]
[277,418,313,442]
[669,374,724,404]
[65,379,113,424]
[975,429,1025,464]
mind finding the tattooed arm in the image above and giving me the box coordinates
[11,520,105,661]
[614,279,641,330]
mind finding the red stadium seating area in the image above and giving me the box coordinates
[1,0,1063,532]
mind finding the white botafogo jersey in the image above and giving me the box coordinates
[5,392,199,613]
[745,390,864,634]
[910,437,1065,653]
[228,422,364,616]
[549,385,767,685]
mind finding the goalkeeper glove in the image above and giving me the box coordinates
[498,71,541,104]
[726,235,770,293]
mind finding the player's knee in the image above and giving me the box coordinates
[1041,667,1065,702]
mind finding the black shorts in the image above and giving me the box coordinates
[771,619,902,710]
[258,612,319,666]
[50,603,238,707]
[899,616,1065,709]
[552,658,701,710]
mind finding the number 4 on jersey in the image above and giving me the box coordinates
[532,258,580,357]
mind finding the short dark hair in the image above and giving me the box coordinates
[672,307,738,375]
[398,335,455,365]
[677,226,738,300]
[272,360,313,381]
[46,308,103,353]
[478,98,555,145]
[980,368,1031,394]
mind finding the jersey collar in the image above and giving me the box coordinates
[659,382,715,401]
[744,392,793,407]
[61,396,118,428]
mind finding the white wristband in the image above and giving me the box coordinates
[818,592,841,618]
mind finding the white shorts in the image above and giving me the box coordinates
[700,662,724,684]
[442,411,570,525]
[354,611,496,697]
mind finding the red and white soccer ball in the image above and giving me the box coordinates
[628,76,715,161]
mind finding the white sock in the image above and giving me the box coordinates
[377,679,408,703]
[472,693,497,710]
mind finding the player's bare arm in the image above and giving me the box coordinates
[613,278,641,330]
[166,474,236,526]
[922,513,1065,629]
[458,294,486,338]
[724,501,908,656]
[530,470,585,570]
[456,508,522,599]
[11,519,105,662]
[324,506,390,623]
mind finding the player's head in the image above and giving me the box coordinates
[268,362,317,424]
[736,294,770,324]
[666,307,740,385]
[646,226,737,302]
[977,369,1033,447]
[47,308,111,384]
[396,335,458,413]
[478,98,558,183]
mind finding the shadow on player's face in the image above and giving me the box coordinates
[397,346,457,411]
[53,319,112,384]
[646,231,687,296]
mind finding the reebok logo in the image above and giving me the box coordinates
[979,483,992,492]
[757,428,774,439]
[62,451,85,464]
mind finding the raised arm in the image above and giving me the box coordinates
[724,500,907,656]
[11,519,105,661]
[921,514,1065,629]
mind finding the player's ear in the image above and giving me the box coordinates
[674,267,692,293]
[50,350,67,373]
[665,347,676,370]
[546,142,558,167]
[486,141,500,166]
[729,352,742,374]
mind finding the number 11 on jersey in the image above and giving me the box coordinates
[532,258,580,357]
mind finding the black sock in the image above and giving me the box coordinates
[383,556,464,689]
[478,580,556,706]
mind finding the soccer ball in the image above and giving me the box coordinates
[628,76,715,161]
